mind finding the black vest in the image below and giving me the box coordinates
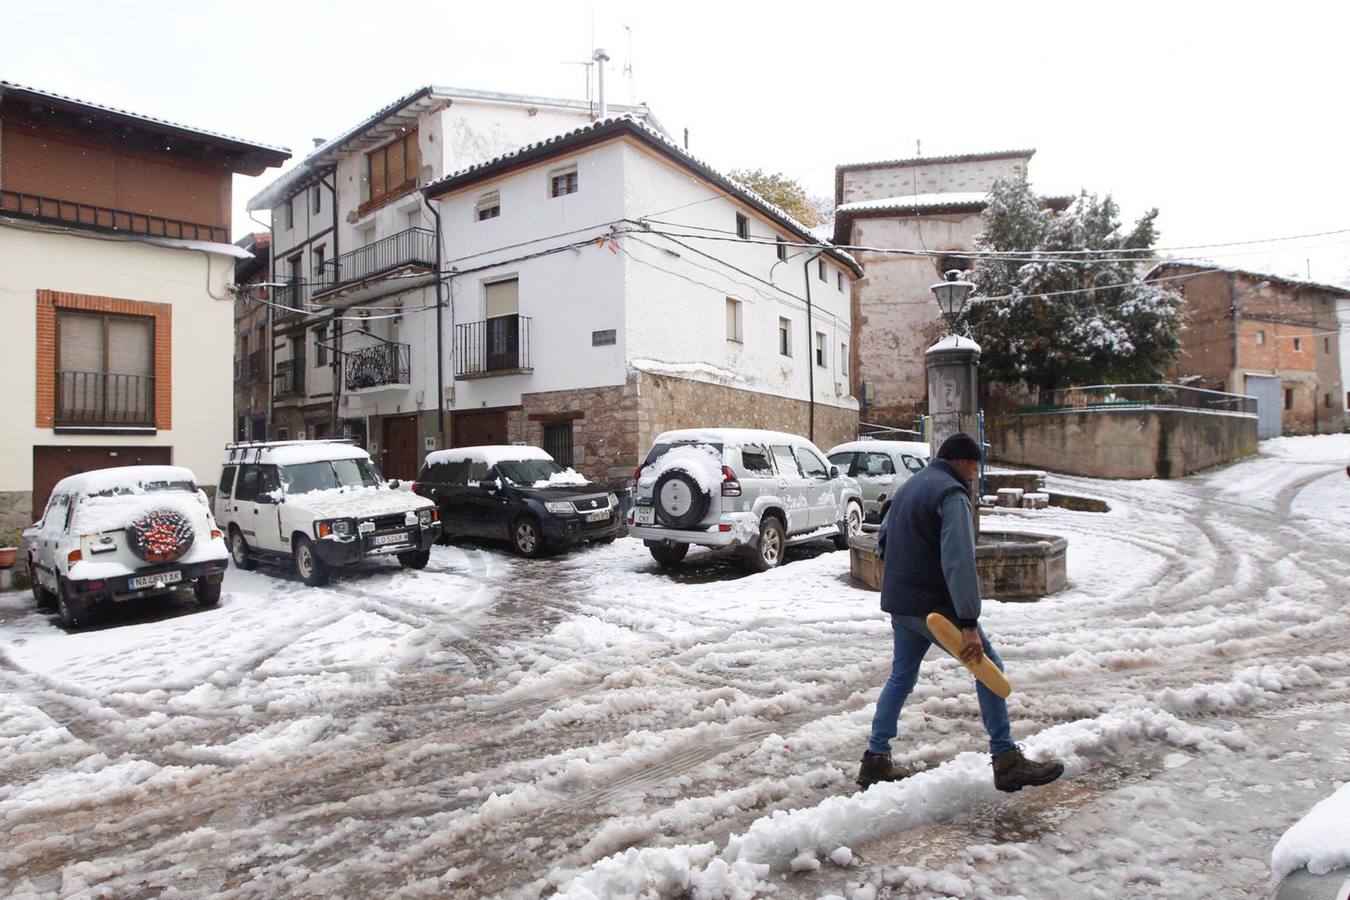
[879,458,970,618]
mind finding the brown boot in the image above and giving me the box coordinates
[992,745,1064,792]
[856,751,911,789]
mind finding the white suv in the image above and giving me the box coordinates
[215,440,441,586]
[629,428,864,571]
[23,465,229,629]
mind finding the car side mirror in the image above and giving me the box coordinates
[256,493,274,505]
[829,465,840,479]
[477,479,499,493]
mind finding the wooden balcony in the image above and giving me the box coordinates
[1,189,229,243]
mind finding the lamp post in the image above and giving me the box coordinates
[925,269,982,524]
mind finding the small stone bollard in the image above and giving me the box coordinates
[996,488,1024,508]
[1022,492,1049,510]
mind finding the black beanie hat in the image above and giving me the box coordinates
[937,432,982,461]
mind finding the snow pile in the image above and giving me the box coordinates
[426,445,553,467]
[297,484,433,518]
[1271,781,1350,879]
[836,191,988,213]
[638,445,723,495]
[1261,432,1350,462]
[256,443,370,466]
[54,465,197,497]
[531,469,590,488]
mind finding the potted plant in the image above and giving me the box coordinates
[0,527,25,568]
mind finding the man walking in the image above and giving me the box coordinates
[857,433,1064,792]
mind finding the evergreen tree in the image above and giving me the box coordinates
[954,174,1184,400]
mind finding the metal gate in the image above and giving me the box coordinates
[1244,374,1282,439]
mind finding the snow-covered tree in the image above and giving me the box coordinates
[954,174,1184,399]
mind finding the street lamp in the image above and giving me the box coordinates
[930,269,975,330]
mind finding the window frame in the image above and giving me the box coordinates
[365,129,421,209]
[549,166,579,198]
[778,317,792,357]
[54,308,156,426]
[476,190,501,221]
[818,259,827,282]
[840,342,848,376]
[736,213,749,240]
[311,184,322,216]
[726,297,744,343]
[776,235,787,261]
[542,421,574,466]
[815,331,827,368]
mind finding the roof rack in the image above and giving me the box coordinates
[224,439,355,451]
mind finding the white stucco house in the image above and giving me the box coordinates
[245,88,860,485]
[0,81,289,542]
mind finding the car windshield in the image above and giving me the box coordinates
[498,458,569,485]
[86,480,196,498]
[280,458,382,494]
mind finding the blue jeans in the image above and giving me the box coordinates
[867,614,1014,757]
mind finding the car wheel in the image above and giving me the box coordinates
[397,548,431,569]
[229,527,256,571]
[834,501,863,550]
[293,535,330,586]
[653,470,711,529]
[30,556,56,611]
[511,517,544,559]
[56,580,89,630]
[649,540,690,568]
[745,516,785,572]
[194,579,222,607]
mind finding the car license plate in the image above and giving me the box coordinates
[129,570,182,590]
[586,509,609,523]
[372,532,409,546]
[634,506,655,525]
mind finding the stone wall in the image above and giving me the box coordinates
[988,408,1258,479]
[507,373,860,490]
[0,492,34,574]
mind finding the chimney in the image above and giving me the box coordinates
[312,137,326,148]
[593,48,611,118]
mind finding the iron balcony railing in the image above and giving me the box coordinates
[273,358,305,398]
[1,189,228,243]
[455,315,532,377]
[55,371,155,427]
[319,227,435,291]
[345,342,410,391]
[1017,384,1258,416]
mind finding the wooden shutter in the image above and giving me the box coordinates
[369,150,386,199]
[405,133,421,181]
[386,140,406,189]
[58,313,104,372]
[107,316,152,375]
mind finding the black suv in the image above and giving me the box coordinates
[412,447,620,557]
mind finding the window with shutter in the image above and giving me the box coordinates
[56,310,153,425]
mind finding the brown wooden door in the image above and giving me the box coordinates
[452,411,508,448]
[382,415,419,481]
[33,445,173,520]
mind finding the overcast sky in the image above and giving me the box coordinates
[7,0,1348,284]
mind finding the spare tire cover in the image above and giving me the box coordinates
[126,509,196,564]
[653,470,711,529]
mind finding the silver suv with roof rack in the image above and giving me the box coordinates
[629,428,864,571]
[215,440,441,586]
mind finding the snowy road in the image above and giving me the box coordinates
[3,435,1348,898]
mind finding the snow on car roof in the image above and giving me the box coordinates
[53,465,197,496]
[227,441,371,466]
[827,440,931,457]
[424,445,554,467]
[652,428,816,449]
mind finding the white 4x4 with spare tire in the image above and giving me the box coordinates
[214,440,441,586]
[23,465,229,629]
[629,428,864,571]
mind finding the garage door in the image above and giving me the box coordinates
[453,411,508,448]
[1243,374,1282,439]
[33,445,173,519]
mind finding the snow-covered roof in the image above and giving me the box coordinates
[1147,260,1350,298]
[0,214,256,259]
[225,441,371,466]
[424,445,553,467]
[826,440,931,457]
[246,85,663,212]
[0,80,288,175]
[836,192,990,214]
[53,466,198,497]
[837,149,1036,174]
[422,116,862,276]
[651,428,816,449]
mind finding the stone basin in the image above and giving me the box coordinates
[848,530,1068,601]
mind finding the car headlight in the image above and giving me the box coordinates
[607,493,619,508]
[332,519,353,537]
[545,501,574,514]
[417,508,433,526]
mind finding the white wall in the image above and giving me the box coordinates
[433,139,630,410]
[619,142,856,410]
[840,156,1031,204]
[0,226,235,491]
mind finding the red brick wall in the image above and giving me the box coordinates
[35,290,173,429]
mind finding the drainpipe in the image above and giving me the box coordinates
[803,251,823,442]
[423,192,447,448]
[324,167,341,435]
